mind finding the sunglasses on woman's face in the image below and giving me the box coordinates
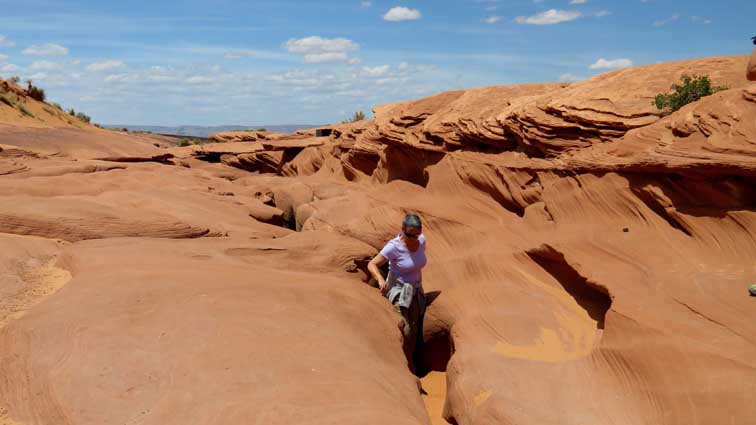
[403,229,421,239]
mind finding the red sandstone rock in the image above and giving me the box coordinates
[209,130,293,143]
[1,56,756,425]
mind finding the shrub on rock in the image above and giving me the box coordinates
[654,74,727,114]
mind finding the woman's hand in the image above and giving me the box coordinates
[368,254,389,295]
[378,279,389,295]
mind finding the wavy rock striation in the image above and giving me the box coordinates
[1,55,755,425]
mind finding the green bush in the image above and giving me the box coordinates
[26,85,46,102]
[654,74,727,114]
[68,108,76,116]
[341,110,366,124]
[8,76,20,85]
[177,139,193,147]
[75,112,91,123]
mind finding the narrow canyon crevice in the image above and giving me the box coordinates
[367,263,455,424]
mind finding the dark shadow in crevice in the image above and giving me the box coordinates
[526,246,612,329]
[416,291,453,377]
[424,290,442,307]
[384,145,446,188]
[454,133,517,155]
[417,324,452,374]
[194,152,223,163]
[342,149,381,181]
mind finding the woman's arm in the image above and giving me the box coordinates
[748,48,756,81]
[368,254,389,295]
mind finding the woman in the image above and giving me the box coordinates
[748,35,756,81]
[368,214,427,373]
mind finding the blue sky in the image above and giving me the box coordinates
[0,0,753,126]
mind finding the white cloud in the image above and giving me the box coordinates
[285,37,359,54]
[266,70,325,87]
[303,52,350,63]
[284,36,359,64]
[653,14,679,27]
[383,6,422,21]
[147,75,177,82]
[186,76,216,84]
[516,9,581,25]
[0,35,14,47]
[589,58,633,70]
[27,72,48,80]
[361,1,371,7]
[0,64,19,73]
[86,60,125,72]
[22,43,69,56]
[570,0,587,3]
[484,16,502,24]
[29,60,60,70]
[362,65,391,77]
[0,54,7,63]
[104,73,131,82]
[559,73,582,82]
[594,11,612,17]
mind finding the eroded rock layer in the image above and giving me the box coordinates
[1,56,755,425]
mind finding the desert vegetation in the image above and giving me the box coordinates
[25,80,46,102]
[64,107,91,124]
[342,110,366,123]
[0,85,34,118]
[654,74,727,114]
[0,77,96,125]
[176,137,209,147]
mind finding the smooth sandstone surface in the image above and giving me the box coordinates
[1,55,756,425]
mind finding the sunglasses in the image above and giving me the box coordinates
[403,229,421,239]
